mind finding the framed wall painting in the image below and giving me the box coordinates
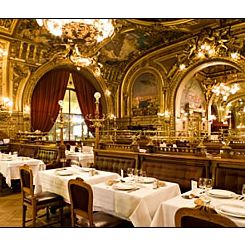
[131,72,160,117]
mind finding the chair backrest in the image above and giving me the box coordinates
[68,178,93,226]
[175,206,237,228]
[19,164,34,197]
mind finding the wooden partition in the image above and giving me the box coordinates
[211,158,245,194]
[94,149,245,193]
[139,153,210,193]
[93,149,139,176]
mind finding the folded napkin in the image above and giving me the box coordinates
[105,179,120,186]
[220,205,245,216]
[157,181,166,187]
[194,198,204,206]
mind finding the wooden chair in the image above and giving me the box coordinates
[19,164,64,227]
[175,206,237,228]
[68,177,125,227]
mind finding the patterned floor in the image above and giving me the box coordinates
[0,187,71,228]
[0,187,133,228]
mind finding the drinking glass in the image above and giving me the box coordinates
[204,178,213,193]
[127,168,134,178]
[242,184,245,199]
[139,169,146,177]
[198,178,206,191]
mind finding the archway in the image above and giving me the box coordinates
[18,61,113,133]
[173,58,244,136]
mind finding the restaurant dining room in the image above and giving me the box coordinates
[0,13,245,244]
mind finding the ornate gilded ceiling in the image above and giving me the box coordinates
[2,18,244,70]
[1,18,245,96]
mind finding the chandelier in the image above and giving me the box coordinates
[36,19,114,43]
[36,19,115,75]
[212,82,240,101]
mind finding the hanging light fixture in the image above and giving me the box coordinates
[36,19,115,75]
[36,19,114,43]
[212,82,240,101]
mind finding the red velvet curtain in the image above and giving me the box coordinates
[72,71,100,133]
[31,69,69,132]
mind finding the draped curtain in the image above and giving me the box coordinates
[31,69,102,134]
[31,69,69,132]
[72,71,101,133]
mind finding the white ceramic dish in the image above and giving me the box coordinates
[216,204,245,218]
[138,177,155,184]
[81,167,92,172]
[56,169,73,176]
[113,183,136,191]
[207,189,236,199]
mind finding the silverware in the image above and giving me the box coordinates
[235,195,244,200]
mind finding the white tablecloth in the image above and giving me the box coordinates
[0,154,45,190]
[39,166,120,203]
[92,180,181,227]
[151,189,245,227]
[66,152,94,167]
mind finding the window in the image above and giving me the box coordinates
[49,76,93,142]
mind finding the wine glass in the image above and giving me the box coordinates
[204,178,213,193]
[139,169,146,177]
[127,168,134,179]
[198,178,206,193]
[242,184,245,200]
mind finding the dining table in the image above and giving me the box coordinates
[65,151,94,167]
[92,177,181,227]
[0,153,45,191]
[38,165,120,203]
[150,188,245,227]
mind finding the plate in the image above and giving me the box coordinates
[207,189,236,199]
[138,177,155,184]
[2,158,13,161]
[216,204,245,218]
[113,183,136,191]
[55,169,74,176]
[81,167,92,172]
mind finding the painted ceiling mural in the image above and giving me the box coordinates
[1,18,245,101]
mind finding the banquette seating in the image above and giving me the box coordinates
[139,154,210,193]
[211,159,245,194]
[8,143,62,169]
[94,148,245,194]
[93,149,138,176]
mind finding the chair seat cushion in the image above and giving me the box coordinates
[76,211,124,227]
[24,191,63,205]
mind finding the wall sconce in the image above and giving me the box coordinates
[0,97,13,112]
[0,97,13,121]
[0,45,7,58]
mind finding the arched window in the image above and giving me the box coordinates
[49,74,93,141]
